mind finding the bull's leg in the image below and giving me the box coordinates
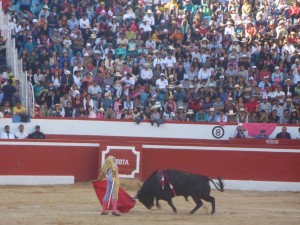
[167,199,177,213]
[190,196,203,215]
[155,198,161,209]
[202,195,215,214]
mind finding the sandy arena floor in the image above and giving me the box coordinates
[0,181,299,225]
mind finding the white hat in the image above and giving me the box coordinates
[94,50,101,54]
[184,74,189,79]
[220,57,224,60]
[252,66,257,69]
[32,19,38,23]
[163,29,168,33]
[220,75,224,79]
[228,97,233,101]
[235,84,240,88]
[161,19,165,23]
[209,108,215,112]
[64,70,71,74]
[86,43,91,46]
[115,72,122,77]
[186,109,194,115]
[43,5,49,9]
[99,108,105,112]
[239,108,246,112]
[83,52,89,57]
[144,63,149,67]
[147,9,153,13]
[249,76,254,80]
[275,66,280,69]
[238,123,243,127]
[226,110,236,115]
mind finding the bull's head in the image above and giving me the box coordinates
[136,190,154,209]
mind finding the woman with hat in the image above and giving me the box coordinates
[175,106,186,121]
[150,103,164,126]
[52,103,63,117]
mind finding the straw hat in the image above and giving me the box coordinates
[186,109,194,115]
[226,110,236,115]
[115,72,122,77]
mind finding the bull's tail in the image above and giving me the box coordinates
[209,177,224,192]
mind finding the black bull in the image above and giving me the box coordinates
[136,170,224,214]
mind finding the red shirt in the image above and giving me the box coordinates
[245,100,258,114]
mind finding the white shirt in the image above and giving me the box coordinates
[164,56,177,68]
[15,131,28,139]
[141,69,153,80]
[143,15,155,26]
[79,18,90,29]
[0,132,15,139]
[156,78,169,90]
[153,57,165,69]
[139,23,152,32]
[121,77,135,87]
[198,68,212,80]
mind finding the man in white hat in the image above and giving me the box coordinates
[139,19,152,32]
[140,63,153,85]
[39,5,50,19]
[156,73,168,101]
[143,9,155,26]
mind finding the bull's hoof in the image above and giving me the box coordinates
[189,211,194,215]
[112,212,121,216]
[101,212,109,215]
[211,210,215,215]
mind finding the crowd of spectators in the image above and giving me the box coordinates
[0,0,300,125]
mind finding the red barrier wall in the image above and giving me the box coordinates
[141,148,300,182]
[0,137,300,183]
[0,142,100,182]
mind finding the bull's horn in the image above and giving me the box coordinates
[132,193,138,199]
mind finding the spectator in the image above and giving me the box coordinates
[28,125,46,139]
[255,129,269,139]
[3,0,300,128]
[15,124,28,139]
[275,126,292,139]
[0,125,15,139]
[296,128,300,139]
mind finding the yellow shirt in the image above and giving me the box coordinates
[13,106,26,115]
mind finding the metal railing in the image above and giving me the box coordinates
[0,2,34,116]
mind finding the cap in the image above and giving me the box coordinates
[275,66,280,69]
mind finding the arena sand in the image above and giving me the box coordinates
[0,179,299,225]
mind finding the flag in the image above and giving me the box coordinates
[242,123,276,137]
[92,180,136,213]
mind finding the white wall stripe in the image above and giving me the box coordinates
[142,145,300,153]
[213,180,300,192]
[0,142,99,147]
[0,176,74,185]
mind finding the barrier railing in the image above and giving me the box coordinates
[0,2,33,116]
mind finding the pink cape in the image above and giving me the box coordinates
[92,180,136,213]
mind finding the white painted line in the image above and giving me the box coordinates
[0,176,74,185]
[142,145,300,153]
[216,180,300,192]
[0,142,99,147]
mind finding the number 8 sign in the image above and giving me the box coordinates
[212,126,225,139]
